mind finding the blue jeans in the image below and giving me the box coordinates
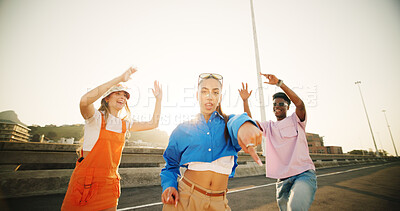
[276,169,317,211]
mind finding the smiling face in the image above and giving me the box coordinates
[273,97,289,120]
[197,78,222,118]
[105,91,128,112]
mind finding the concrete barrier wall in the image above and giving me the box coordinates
[0,141,397,198]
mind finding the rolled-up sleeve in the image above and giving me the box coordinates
[293,112,307,130]
[160,129,182,192]
[227,113,258,151]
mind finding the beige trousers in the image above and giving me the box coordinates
[163,177,230,211]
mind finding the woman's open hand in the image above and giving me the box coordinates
[238,82,252,101]
[120,66,138,82]
[152,80,162,100]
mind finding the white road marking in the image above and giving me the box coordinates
[117,163,388,210]
[117,202,163,210]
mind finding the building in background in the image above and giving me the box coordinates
[0,110,31,142]
[307,133,327,154]
[306,132,343,154]
[59,137,75,144]
[0,120,31,142]
[326,146,343,154]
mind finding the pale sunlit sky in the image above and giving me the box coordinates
[1,0,399,155]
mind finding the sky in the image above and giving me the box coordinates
[1,0,399,155]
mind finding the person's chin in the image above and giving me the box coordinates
[115,105,124,111]
[202,107,216,114]
[275,114,286,120]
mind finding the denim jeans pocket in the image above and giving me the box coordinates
[303,170,317,189]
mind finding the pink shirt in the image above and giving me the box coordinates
[259,112,315,179]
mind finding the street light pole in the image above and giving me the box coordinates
[355,81,379,157]
[249,0,266,122]
[382,110,398,157]
[249,0,266,153]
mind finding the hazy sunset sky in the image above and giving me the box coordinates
[1,0,399,155]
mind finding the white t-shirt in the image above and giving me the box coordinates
[83,110,131,151]
[187,156,234,175]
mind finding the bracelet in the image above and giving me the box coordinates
[276,79,283,87]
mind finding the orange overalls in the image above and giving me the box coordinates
[61,114,126,211]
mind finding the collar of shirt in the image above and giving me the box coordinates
[168,111,237,164]
[195,111,224,124]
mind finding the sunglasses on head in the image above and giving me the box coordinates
[198,73,223,84]
[273,102,288,107]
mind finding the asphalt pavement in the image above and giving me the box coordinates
[1,162,399,211]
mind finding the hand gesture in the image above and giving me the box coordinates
[152,80,162,100]
[237,122,263,166]
[120,67,138,82]
[161,187,179,207]
[238,83,252,101]
[260,73,279,85]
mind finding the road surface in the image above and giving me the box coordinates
[1,162,399,211]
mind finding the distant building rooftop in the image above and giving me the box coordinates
[0,121,31,142]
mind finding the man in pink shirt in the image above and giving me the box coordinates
[239,73,317,211]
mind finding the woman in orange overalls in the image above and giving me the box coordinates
[61,67,162,211]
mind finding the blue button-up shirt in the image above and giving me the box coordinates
[160,111,257,192]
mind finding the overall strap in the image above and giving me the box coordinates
[100,113,106,129]
[122,120,127,133]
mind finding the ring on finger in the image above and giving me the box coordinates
[246,143,255,148]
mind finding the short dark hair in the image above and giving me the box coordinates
[273,92,291,105]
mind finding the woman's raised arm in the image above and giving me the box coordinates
[79,67,137,119]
